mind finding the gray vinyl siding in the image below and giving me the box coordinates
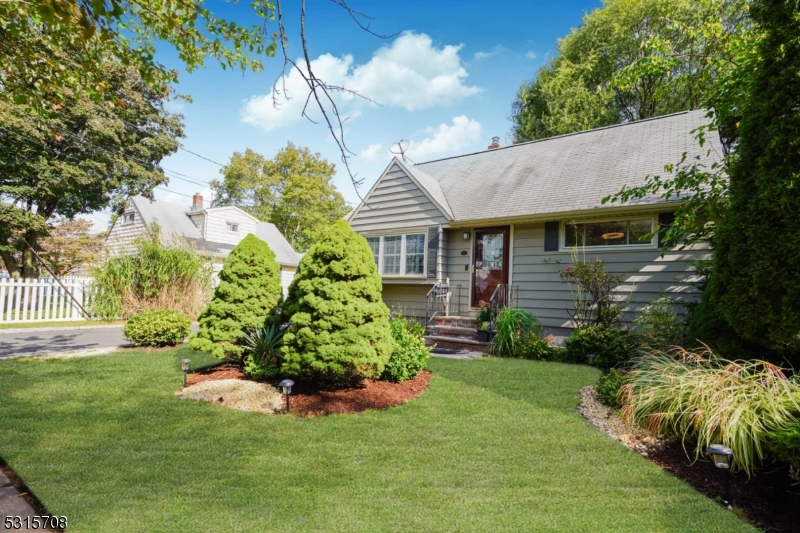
[350,163,450,233]
[105,200,148,255]
[381,284,429,320]
[511,222,709,329]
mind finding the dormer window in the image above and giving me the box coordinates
[226,222,239,233]
[122,212,135,225]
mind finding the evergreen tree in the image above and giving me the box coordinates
[280,220,393,382]
[189,234,282,359]
[709,0,800,356]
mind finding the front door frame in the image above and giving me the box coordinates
[471,225,510,307]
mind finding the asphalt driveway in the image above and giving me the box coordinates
[0,326,129,359]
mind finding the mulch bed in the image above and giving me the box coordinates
[648,443,800,532]
[578,385,800,532]
[186,363,431,416]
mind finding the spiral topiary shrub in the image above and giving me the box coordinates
[123,309,191,347]
[280,220,393,382]
[189,234,282,359]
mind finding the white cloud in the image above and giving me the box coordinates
[473,45,504,61]
[406,116,483,161]
[359,143,386,162]
[240,32,481,132]
[525,50,538,60]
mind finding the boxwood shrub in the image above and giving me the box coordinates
[564,325,636,369]
[382,316,430,382]
[124,309,191,347]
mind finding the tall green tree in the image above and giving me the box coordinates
[280,220,393,383]
[708,0,800,356]
[510,0,749,142]
[0,61,182,279]
[211,143,349,252]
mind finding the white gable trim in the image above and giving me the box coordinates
[349,157,454,223]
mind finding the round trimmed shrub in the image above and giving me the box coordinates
[280,220,393,383]
[564,325,636,369]
[596,369,632,408]
[124,309,191,347]
[383,317,430,382]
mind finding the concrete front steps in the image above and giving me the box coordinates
[424,315,490,353]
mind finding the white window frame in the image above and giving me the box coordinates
[226,222,239,233]
[122,212,135,225]
[559,216,657,252]
[367,233,427,278]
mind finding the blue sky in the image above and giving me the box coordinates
[91,0,604,228]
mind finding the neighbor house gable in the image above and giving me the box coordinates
[349,157,454,233]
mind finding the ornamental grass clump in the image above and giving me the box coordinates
[487,307,543,357]
[92,224,212,320]
[189,234,282,360]
[280,220,393,383]
[620,345,800,475]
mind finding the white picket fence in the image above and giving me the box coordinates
[0,277,95,324]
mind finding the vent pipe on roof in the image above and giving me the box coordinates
[488,136,501,150]
[191,192,204,211]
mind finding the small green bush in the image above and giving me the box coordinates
[596,369,632,408]
[564,325,635,369]
[382,316,430,382]
[488,307,543,357]
[629,296,685,351]
[123,309,191,347]
[516,336,564,361]
[242,323,285,380]
[765,424,800,475]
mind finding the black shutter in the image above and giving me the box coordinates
[426,226,439,279]
[658,212,676,248]
[544,221,560,251]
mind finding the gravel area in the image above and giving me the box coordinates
[576,385,671,456]
[176,379,284,414]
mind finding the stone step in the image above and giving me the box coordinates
[432,315,480,328]
[424,335,490,353]
[427,325,479,340]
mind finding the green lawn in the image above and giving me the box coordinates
[0,350,756,533]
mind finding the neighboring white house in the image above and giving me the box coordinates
[347,110,717,336]
[106,193,301,295]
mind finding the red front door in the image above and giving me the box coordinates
[471,227,510,307]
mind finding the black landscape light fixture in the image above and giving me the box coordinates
[180,358,191,387]
[707,444,734,509]
[279,379,294,413]
[585,353,597,365]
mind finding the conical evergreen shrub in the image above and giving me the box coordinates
[189,234,282,359]
[280,220,393,382]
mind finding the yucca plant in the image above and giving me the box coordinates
[620,345,800,475]
[242,322,286,379]
[487,307,543,357]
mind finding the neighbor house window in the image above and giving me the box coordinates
[563,218,654,249]
[366,233,426,276]
[226,222,239,232]
[122,212,135,224]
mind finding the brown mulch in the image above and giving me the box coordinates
[276,371,432,416]
[579,385,800,533]
[184,363,431,416]
[648,443,800,532]
[186,362,244,386]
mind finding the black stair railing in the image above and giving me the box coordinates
[488,284,520,326]
[425,282,463,329]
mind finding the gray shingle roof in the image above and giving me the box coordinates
[256,222,302,266]
[129,196,300,266]
[414,110,722,222]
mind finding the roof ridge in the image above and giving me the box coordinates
[416,109,701,167]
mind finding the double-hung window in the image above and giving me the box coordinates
[367,233,426,276]
[562,217,655,249]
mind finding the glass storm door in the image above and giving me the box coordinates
[471,227,509,307]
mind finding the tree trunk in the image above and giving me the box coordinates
[21,231,40,279]
[0,250,21,279]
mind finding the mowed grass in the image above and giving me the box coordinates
[0,350,757,533]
